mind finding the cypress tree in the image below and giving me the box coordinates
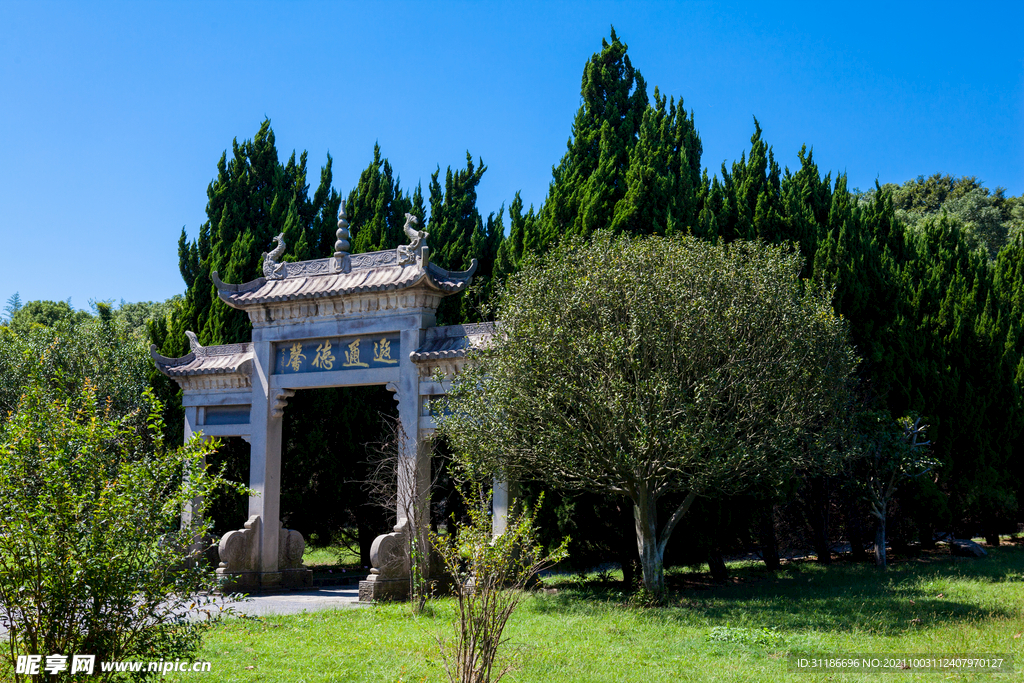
[346,143,417,253]
[611,89,702,236]
[425,152,504,324]
[526,29,704,254]
[537,28,649,245]
[427,152,487,271]
[493,191,537,282]
[714,119,785,243]
[162,119,338,356]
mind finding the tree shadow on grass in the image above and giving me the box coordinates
[527,546,1024,637]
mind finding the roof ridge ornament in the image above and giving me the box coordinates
[397,213,429,267]
[334,201,350,257]
[331,201,352,274]
[185,330,203,354]
[262,234,287,281]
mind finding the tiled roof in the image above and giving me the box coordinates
[411,322,496,362]
[150,332,253,377]
[213,249,476,310]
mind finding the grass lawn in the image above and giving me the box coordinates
[301,545,365,584]
[174,545,1023,682]
[302,546,362,569]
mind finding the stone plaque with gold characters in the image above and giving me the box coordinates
[274,335,401,374]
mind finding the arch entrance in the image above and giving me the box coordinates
[153,207,494,599]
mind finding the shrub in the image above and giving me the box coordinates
[0,379,235,681]
[431,490,568,683]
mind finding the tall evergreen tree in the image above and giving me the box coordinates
[346,143,420,253]
[610,89,702,236]
[536,28,648,245]
[522,28,705,256]
[894,216,1020,537]
[427,153,487,271]
[713,119,786,243]
[159,119,339,357]
[493,192,537,283]
[425,152,503,324]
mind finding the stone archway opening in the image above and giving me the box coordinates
[279,384,396,568]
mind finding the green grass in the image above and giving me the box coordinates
[302,545,362,568]
[302,544,365,583]
[171,545,1024,682]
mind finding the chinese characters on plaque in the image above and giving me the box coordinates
[274,336,400,374]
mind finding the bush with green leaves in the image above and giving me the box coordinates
[0,378,236,681]
[0,308,151,427]
[439,232,856,598]
[851,411,937,568]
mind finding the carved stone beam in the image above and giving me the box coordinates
[385,381,400,410]
[271,388,296,418]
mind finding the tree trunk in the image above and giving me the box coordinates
[801,476,832,564]
[634,490,666,597]
[758,503,780,570]
[618,505,638,589]
[874,513,887,568]
[917,517,935,550]
[708,550,729,582]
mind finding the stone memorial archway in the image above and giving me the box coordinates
[152,205,495,599]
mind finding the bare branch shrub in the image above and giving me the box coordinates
[431,489,568,683]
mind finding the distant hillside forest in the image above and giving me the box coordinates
[3,30,1022,573]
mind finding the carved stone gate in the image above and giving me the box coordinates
[153,206,495,599]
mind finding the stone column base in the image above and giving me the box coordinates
[281,568,313,588]
[359,575,409,602]
[217,567,313,593]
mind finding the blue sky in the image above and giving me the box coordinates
[2,1,1021,310]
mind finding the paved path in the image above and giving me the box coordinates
[213,586,363,618]
[0,587,363,640]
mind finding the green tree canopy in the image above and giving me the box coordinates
[160,118,340,356]
[6,299,90,334]
[879,173,1022,258]
[0,307,150,426]
[439,232,856,596]
[529,28,702,252]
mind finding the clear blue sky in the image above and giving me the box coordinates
[2,1,1021,309]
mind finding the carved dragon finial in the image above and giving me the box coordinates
[262,233,287,280]
[397,214,428,266]
[185,331,203,354]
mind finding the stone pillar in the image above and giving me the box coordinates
[245,339,284,588]
[214,338,311,592]
[397,328,430,529]
[180,406,211,566]
[492,477,509,538]
[360,327,432,602]
[181,406,202,530]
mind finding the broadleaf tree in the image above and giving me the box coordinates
[438,232,856,597]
